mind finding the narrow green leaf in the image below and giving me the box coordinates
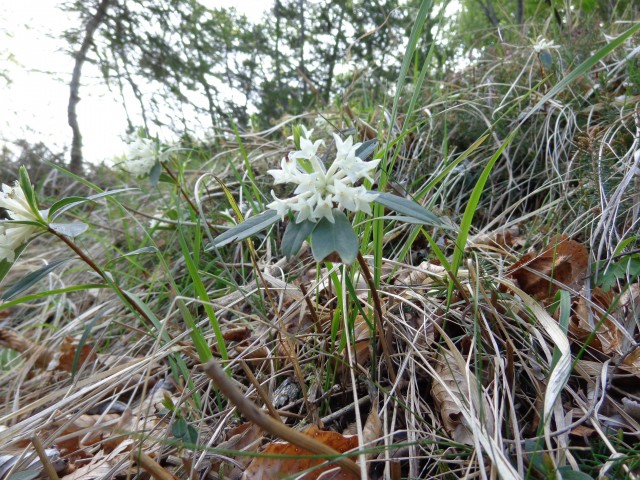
[48,188,137,221]
[355,139,377,161]
[104,246,159,268]
[311,211,359,264]
[0,284,107,311]
[17,166,40,218]
[521,22,640,124]
[1,258,71,300]
[208,209,280,249]
[450,132,515,279]
[282,219,316,260]
[372,192,451,228]
[49,222,89,238]
[0,242,30,285]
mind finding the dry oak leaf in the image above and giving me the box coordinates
[431,348,495,446]
[242,425,360,480]
[571,288,623,355]
[508,235,588,300]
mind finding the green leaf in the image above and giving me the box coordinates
[596,254,640,290]
[0,242,30,285]
[208,209,280,249]
[521,22,640,123]
[281,219,316,260]
[372,192,451,228]
[8,470,41,480]
[355,139,377,161]
[1,258,71,300]
[17,166,40,219]
[46,196,88,221]
[172,417,198,445]
[557,466,594,480]
[311,210,359,264]
[49,222,88,238]
[48,188,136,221]
[104,246,159,268]
[149,161,162,186]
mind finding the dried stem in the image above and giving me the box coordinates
[203,359,361,478]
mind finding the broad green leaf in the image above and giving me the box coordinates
[208,209,280,249]
[172,417,198,445]
[311,210,359,264]
[8,470,41,480]
[281,219,316,260]
[355,139,377,161]
[0,242,29,284]
[372,192,450,228]
[149,161,162,186]
[1,258,71,300]
[49,222,89,238]
[596,254,640,290]
[557,467,594,480]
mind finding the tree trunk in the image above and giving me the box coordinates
[475,0,500,29]
[68,0,112,174]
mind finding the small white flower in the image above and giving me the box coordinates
[267,191,291,220]
[291,137,324,161]
[333,134,361,163]
[532,36,559,53]
[0,181,43,263]
[116,137,159,177]
[313,196,335,223]
[0,182,35,220]
[267,157,300,184]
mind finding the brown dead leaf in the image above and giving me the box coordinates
[508,235,588,300]
[431,349,474,445]
[620,346,640,375]
[0,328,55,369]
[212,422,263,478]
[242,425,359,480]
[54,413,121,453]
[571,288,623,355]
[431,348,494,445]
[223,326,252,342]
[61,440,133,480]
[59,337,97,372]
[468,226,525,253]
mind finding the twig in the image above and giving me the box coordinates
[203,359,361,478]
[239,360,282,422]
[30,435,60,480]
[136,450,177,480]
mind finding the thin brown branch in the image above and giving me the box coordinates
[203,359,362,478]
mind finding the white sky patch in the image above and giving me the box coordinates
[0,0,272,167]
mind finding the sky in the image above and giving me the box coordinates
[0,0,271,167]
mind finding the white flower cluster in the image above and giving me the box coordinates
[532,36,559,53]
[0,182,42,263]
[116,137,160,177]
[267,128,379,223]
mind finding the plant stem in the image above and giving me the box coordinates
[356,252,396,383]
[50,228,155,328]
[203,358,361,478]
